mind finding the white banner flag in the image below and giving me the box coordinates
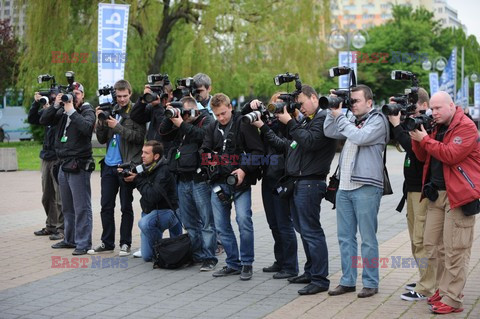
[338,51,357,89]
[98,3,130,94]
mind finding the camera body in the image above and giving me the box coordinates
[404,111,435,133]
[37,71,77,106]
[319,66,357,110]
[117,162,145,178]
[269,72,303,114]
[172,77,198,101]
[381,70,419,117]
[97,85,117,121]
[241,101,271,124]
[143,73,170,104]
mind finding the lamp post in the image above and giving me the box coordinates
[422,56,447,97]
[328,29,368,88]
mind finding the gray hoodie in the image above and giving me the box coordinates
[324,108,389,188]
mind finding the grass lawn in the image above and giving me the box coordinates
[0,141,106,171]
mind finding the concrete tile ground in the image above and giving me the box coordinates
[0,148,478,318]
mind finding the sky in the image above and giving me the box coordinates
[448,0,480,41]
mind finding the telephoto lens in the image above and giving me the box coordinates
[318,96,344,109]
[165,108,181,119]
[61,94,73,103]
[226,174,238,186]
[39,96,49,106]
[143,92,159,103]
[381,103,403,116]
[267,102,286,114]
[241,111,262,124]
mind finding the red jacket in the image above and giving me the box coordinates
[412,107,480,209]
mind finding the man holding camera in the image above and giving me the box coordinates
[159,96,217,270]
[28,91,64,240]
[324,84,389,298]
[410,91,479,314]
[39,82,96,255]
[118,141,181,262]
[252,85,336,295]
[90,80,146,256]
[201,93,264,280]
[387,88,438,301]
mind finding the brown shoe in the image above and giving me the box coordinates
[358,287,378,298]
[328,285,356,296]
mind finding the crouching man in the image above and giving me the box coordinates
[120,140,181,262]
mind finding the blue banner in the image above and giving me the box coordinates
[429,72,439,96]
[475,82,480,107]
[338,51,357,89]
[98,3,130,92]
[438,47,457,99]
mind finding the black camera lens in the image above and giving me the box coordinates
[267,102,286,114]
[61,94,73,103]
[381,103,403,116]
[38,96,49,105]
[143,92,159,103]
[319,96,344,109]
[226,174,238,186]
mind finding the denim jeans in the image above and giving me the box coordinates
[178,180,217,262]
[138,210,180,262]
[58,169,92,251]
[290,179,329,288]
[100,165,136,249]
[262,177,298,274]
[211,183,254,270]
[336,185,383,288]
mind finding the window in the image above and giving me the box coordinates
[4,9,10,15]
[437,8,443,13]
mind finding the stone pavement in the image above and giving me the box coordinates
[0,147,479,319]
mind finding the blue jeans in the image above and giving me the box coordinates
[58,169,92,251]
[262,177,298,274]
[138,210,180,262]
[178,180,217,262]
[290,179,329,288]
[336,185,383,288]
[211,183,254,270]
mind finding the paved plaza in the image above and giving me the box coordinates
[0,147,479,318]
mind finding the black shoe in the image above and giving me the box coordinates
[357,287,378,298]
[298,283,329,295]
[34,228,54,236]
[49,233,64,241]
[212,266,241,277]
[328,285,356,296]
[51,241,76,249]
[240,265,253,281]
[273,271,297,279]
[288,273,311,284]
[72,249,88,255]
[200,260,218,272]
[262,262,281,273]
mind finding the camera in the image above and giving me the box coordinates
[165,101,199,119]
[404,111,435,132]
[269,72,303,114]
[143,73,170,104]
[172,77,198,101]
[37,71,77,105]
[241,101,271,124]
[226,173,238,186]
[97,85,117,121]
[38,96,49,106]
[381,70,419,116]
[117,162,144,178]
[319,66,357,110]
[213,185,232,204]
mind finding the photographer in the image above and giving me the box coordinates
[39,82,96,255]
[159,96,217,271]
[324,84,389,298]
[201,93,264,281]
[193,73,214,116]
[410,91,480,314]
[28,91,63,240]
[387,88,436,301]
[120,141,180,262]
[246,94,299,280]
[89,80,146,257]
[130,80,173,148]
[252,85,336,295]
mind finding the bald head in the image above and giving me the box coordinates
[430,91,456,125]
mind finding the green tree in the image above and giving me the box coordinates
[0,19,20,95]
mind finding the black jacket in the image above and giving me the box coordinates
[261,108,336,179]
[135,158,178,214]
[39,103,96,160]
[201,112,264,186]
[28,101,57,161]
[159,112,213,174]
[392,124,424,192]
[260,118,288,181]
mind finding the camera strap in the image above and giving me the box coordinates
[217,119,234,152]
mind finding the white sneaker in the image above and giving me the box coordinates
[119,244,131,256]
[133,250,142,258]
[87,243,114,255]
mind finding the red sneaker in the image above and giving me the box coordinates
[427,289,441,305]
[431,302,463,314]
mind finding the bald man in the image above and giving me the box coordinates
[410,91,480,314]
